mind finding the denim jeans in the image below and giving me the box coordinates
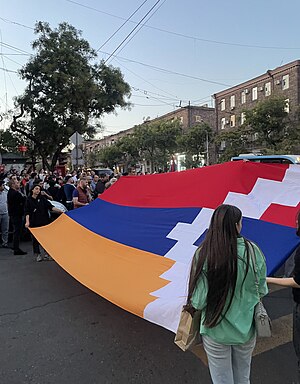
[31,234,40,255]
[202,335,256,384]
[0,213,9,245]
[293,303,300,383]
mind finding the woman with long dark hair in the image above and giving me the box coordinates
[266,210,300,382]
[25,183,63,262]
[189,204,267,384]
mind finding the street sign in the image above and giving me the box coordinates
[71,148,84,166]
[71,148,83,160]
[71,158,84,166]
[70,131,84,146]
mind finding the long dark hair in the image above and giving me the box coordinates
[188,204,250,328]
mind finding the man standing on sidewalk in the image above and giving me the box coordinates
[7,178,27,255]
[0,180,9,248]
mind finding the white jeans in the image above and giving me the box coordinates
[202,335,256,384]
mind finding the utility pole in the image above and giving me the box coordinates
[205,130,209,165]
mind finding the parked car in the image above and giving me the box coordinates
[92,168,114,176]
[231,154,300,164]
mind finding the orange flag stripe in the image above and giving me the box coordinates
[30,214,175,318]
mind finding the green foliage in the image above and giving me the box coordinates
[0,130,20,152]
[243,97,288,150]
[214,128,252,162]
[134,120,182,172]
[177,123,212,167]
[215,97,300,162]
[11,21,131,170]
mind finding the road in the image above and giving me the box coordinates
[0,241,298,384]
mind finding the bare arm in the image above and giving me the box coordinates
[266,276,300,288]
[25,214,30,228]
[41,190,53,200]
[72,197,88,208]
[52,207,63,214]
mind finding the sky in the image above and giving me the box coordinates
[1,0,300,138]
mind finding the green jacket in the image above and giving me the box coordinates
[191,237,268,345]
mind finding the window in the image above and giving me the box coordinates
[195,115,202,122]
[265,82,271,96]
[221,117,226,129]
[230,115,236,127]
[282,74,289,90]
[241,112,246,125]
[252,87,258,100]
[221,99,225,111]
[284,99,290,113]
[241,91,246,104]
[230,95,235,109]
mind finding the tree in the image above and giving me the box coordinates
[135,120,182,172]
[97,144,124,170]
[11,21,131,170]
[214,127,252,162]
[0,130,20,153]
[177,123,212,168]
[243,97,289,151]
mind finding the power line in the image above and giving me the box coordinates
[0,53,29,56]
[110,0,167,59]
[0,42,31,55]
[0,67,17,73]
[0,17,34,30]
[114,57,180,100]
[1,54,23,66]
[104,0,162,64]
[100,50,232,86]
[96,0,149,53]
[131,91,178,101]
[64,0,300,50]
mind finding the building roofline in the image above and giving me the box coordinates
[148,105,215,122]
[213,59,300,98]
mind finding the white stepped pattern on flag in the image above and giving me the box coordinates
[143,165,300,332]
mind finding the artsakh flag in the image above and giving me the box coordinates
[31,161,300,332]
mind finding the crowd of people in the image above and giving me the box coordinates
[1,167,120,262]
[2,167,300,382]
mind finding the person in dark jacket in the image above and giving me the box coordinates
[7,178,27,255]
[62,175,75,210]
[94,173,108,198]
[25,183,63,262]
[267,210,300,382]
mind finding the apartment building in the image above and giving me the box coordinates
[213,59,300,132]
[84,105,216,156]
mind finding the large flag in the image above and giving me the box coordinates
[31,161,300,332]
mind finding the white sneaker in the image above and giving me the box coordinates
[43,253,53,261]
[36,254,43,262]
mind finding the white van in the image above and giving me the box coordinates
[231,154,300,164]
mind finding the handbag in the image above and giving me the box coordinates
[249,243,272,338]
[174,304,202,351]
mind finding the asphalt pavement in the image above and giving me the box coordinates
[0,241,298,384]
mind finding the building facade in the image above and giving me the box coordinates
[84,105,216,168]
[213,59,300,132]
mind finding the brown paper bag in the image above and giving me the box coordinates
[174,307,201,351]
